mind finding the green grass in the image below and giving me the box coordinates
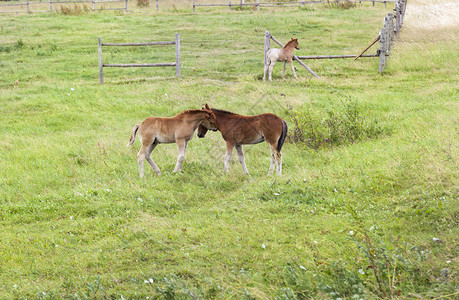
[0,3,458,299]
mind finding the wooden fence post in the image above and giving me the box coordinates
[193,0,195,13]
[264,31,270,69]
[125,0,128,11]
[378,28,386,74]
[26,0,30,13]
[156,0,159,12]
[92,0,95,11]
[229,0,231,11]
[98,37,104,84]
[257,0,259,10]
[175,33,181,77]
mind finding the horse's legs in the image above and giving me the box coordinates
[282,61,287,78]
[224,141,234,172]
[137,142,161,177]
[289,59,298,79]
[268,61,275,81]
[268,145,282,175]
[145,142,161,175]
[276,150,282,175]
[268,146,276,175]
[137,145,148,178]
[263,60,270,81]
[173,139,187,173]
[235,145,249,175]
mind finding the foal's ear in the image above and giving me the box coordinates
[205,103,210,110]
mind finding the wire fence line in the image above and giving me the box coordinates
[193,0,397,12]
[0,0,128,13]
[0,0,395,14]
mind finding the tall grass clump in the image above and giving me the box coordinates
[137,0,150,7]
[58,4,91,15]
[286,98,390,149]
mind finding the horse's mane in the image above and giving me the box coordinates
[211,108,237,115]
[283,38,297,49]
[179,109,210,115]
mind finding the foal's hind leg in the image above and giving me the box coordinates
[263,60,270,81]
[145,142,161,175]
[268,146,276,175]
[268,61,276,81]
[268,145,282,175]
[138,142,160,178]
[235,145,249,175]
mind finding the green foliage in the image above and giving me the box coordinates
[287,97,390,149]
[137,0,150,8]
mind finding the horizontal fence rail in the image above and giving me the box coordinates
[193,0,396,12]
[0,0,128,13]
[98,33,180,84]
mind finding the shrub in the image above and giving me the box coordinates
[137,0,150,8]
[286,99,389,149]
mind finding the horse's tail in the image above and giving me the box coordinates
[277,120,288,152]
[127,124,140,147]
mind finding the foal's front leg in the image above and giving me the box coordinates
[173,139,187,172]
[224,141,235,172]
[289,59,298,79]
[282,61,287,78]
[235,144,249,175]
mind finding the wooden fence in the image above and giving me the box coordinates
[378,0,406,72]
[97,34,180,84]
[193,0,396,12]
[0,0,128,13]
[264,0,407,75]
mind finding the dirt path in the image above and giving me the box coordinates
[404,0,459,30]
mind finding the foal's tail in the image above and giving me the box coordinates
[277,120,288,152]
[127,124,140,147]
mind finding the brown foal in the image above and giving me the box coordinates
[197,104,288,175]
[128,109,217,177]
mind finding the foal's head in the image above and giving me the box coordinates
[199,109,217,134]
[285,38,300,50]
[198,104,217,138]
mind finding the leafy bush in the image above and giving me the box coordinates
[286,99,389,149]
[137,0,150,8]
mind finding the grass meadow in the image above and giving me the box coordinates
[0,1,458,299]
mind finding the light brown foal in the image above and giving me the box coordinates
[197,104,288,175]
[263,38,300,81]
[127,109,217,177]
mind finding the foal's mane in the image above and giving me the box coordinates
[210,108,237,115]
[179,109,210,115]
[283,38,297,49]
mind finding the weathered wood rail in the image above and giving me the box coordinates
[98,34,181,84]
[0,0,128,13]
[193,0,396,12]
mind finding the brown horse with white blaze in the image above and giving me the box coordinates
[127,109,217,177]
[197,104,288,175]
[263,38,300,81]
